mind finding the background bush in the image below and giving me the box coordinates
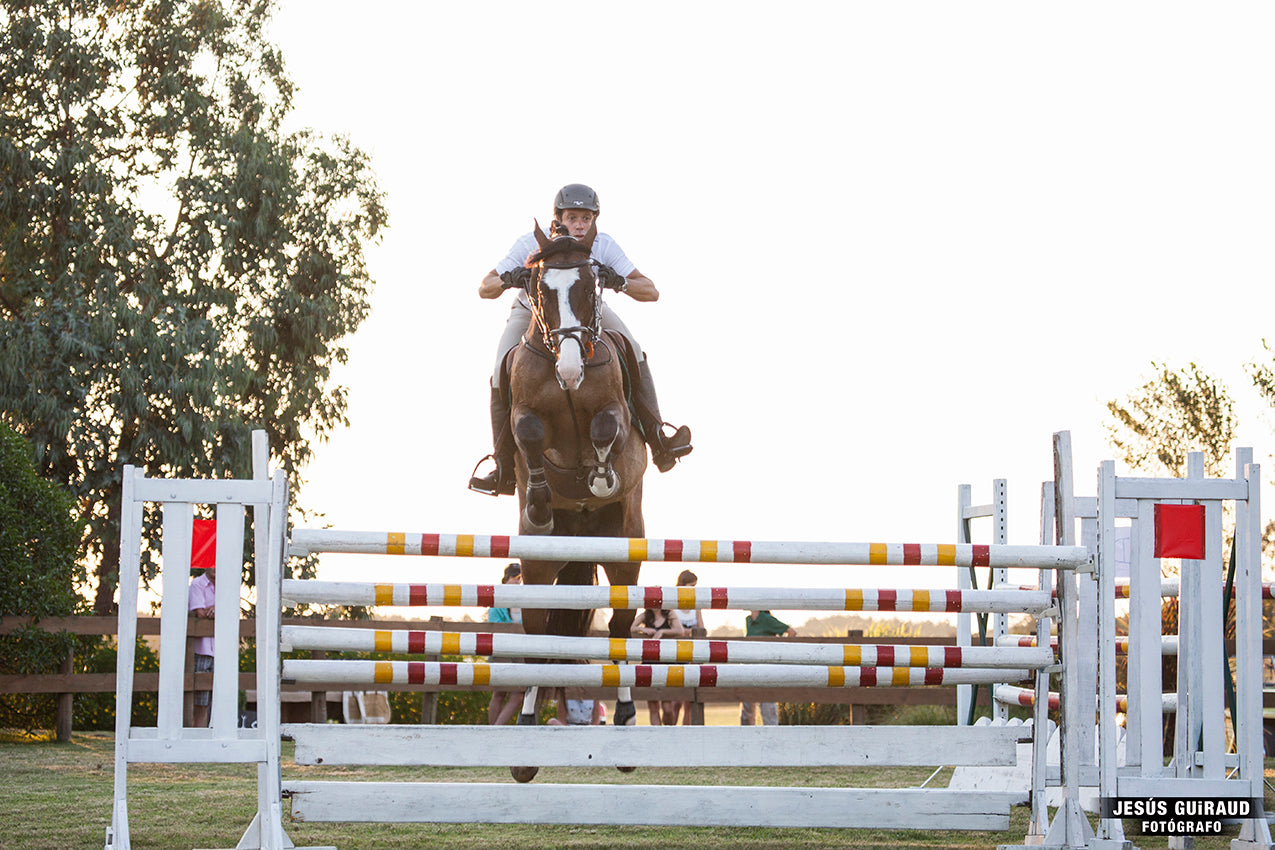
[0,422,86,736]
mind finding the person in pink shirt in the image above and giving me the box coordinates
[188,562,216,727]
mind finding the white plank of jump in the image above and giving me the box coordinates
[282,723,1030,768]
[1112,477,1248,501]
[132,476,275,505]
[284,781,1019,830]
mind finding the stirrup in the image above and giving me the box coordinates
[468,454,515,496]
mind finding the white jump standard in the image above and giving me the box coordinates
[116,429,1272,850]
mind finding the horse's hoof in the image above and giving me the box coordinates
[516,712,537,726]
[613,700,636,727]
[511,765,540,783]
[521,508,554,535]
[588,471,619,498]
[617,765,637,773]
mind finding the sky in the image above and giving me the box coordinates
[263,2,1275,632]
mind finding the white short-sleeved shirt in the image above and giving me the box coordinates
[496,228,636,309]
[495,228,636,278]
[565,699,595,726]
[188,573,216,656]
[676,609,699,630]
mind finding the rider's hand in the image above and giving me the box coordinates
[597,265,628,293]
[499,268,531,291]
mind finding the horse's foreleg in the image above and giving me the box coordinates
[602,562,642,729]
[610,604,640,729]
[586,410,620,498]
[514,413,553,533]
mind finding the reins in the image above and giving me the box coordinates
[524,256,605,361]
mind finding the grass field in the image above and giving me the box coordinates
[5,731,1272,850]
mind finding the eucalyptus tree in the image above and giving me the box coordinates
[1105,361,1238,479]
[0,0,386,612]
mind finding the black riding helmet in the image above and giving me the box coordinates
[554,183,600,218]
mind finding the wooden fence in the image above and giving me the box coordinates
[13,614,1266,738]
[0,615,1006,737]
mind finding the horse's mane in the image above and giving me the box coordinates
[525,236,591,267]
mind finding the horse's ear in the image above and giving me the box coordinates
[532,219,550,251]
[579,221,597,251]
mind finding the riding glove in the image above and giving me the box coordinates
[499,268,531,290]
[597,265,628,292]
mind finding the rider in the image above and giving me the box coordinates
[469,183,692,496]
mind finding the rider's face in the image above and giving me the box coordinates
[558,209,595,238]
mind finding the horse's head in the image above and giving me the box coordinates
[525,220,601,390]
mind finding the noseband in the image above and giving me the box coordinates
[526,257,603,359]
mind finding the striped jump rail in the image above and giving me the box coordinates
[281,580,1053,615]
[997,580,1275,600]
[995,633,1179,655]
[282,659,1029,689]
[282,625,1054,669]
[993,684,1177,714]
[1113,579,1275,600]
[288,529,1092,569]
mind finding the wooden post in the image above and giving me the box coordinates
[420,617,440,724]
[310,650,327,723]
[183,631,196,727]
[846,630,863,724]
[56,647,73,741]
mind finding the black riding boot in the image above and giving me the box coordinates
[468,387,517,496]
[633,358,692,473]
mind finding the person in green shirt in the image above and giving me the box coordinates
[487,564,524,724]
[742,610,796,725]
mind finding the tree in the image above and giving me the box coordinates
[1104,361,1238,478]
[0,1,386,612]
[0,420,84,734]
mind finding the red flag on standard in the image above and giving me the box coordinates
[192,519,217,569]
[1153,503,1205,560]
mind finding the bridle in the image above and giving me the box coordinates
[525,256,603,360]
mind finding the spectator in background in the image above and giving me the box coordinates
[673,569,700,724]
[741,610,796,726]
[487,562,523,625]
[546,686,603,726]
[188,561,217,727]
[487,564,525,725]
[632,606,683,724]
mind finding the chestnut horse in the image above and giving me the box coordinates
[506,222,646,781]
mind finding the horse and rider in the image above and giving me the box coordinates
[467,185,690,775]
[469,183,692,497]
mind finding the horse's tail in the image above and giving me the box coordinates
[546,561,597,637]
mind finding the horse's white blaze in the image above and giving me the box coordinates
[543,268,585,389]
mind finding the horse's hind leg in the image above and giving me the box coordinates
[587,410,620,498]
[514,413,553,533]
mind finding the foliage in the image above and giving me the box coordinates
[71,636,159,731]
[0,421,87,734]
[1106,362,1238,478]
[385,686,549,726]
[778,702,852,725]
[0,0,387,613]
[761,614,956,640]
[1245,340,1275,423]
[0,422,84,616]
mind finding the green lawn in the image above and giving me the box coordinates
[3,731,1269,850]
